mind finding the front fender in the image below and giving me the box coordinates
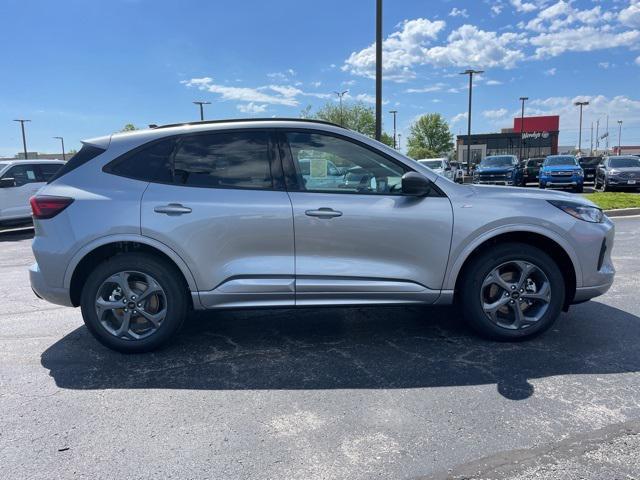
[443,223,582,291]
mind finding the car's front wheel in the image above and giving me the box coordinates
[80,253,188,353]
[459,243,565,340]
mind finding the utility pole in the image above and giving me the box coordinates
[617,120,623,154]
[53,136,66,161]
[460,69,484,174]
[13,119,31,160]
[519,97,528,161]
[605,115,609,152]
[590,122,594,155]
[574,101,589,154]
[375,0,382,141]
[193,101,211,121]
[333,90,349,126]
[595,119,600,155]
[397,133,402,151]
[389,110,398,148]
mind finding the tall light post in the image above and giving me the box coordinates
[397,133,402,151]
[519,96,528,161]
[375,0,382,141]
[53,136,66,161]
[13,119,31,160]
[193,101,211,121]
[617,120,623,154]
[574,101,589,154]
[389,110,398,148]
[333,90,349,126]
[460,69,483,174]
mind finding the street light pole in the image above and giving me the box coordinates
[519,96,528,161]
[375,0,382,141]
[460,69,483,174]
[574,101,589,154]
[389,110,398,148]
[617,120,623,154]
[333,90,349,126]
[397,133,402,151]
[13,119,31,160]
[53,136,66,161]
[193,101,211,121]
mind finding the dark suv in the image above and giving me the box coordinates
[578,156,602,184]
[595,156,640,191]
[472,155,524,186]
[522,158,544,184]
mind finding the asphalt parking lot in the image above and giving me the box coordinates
[1,217,640,479]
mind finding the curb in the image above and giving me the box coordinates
[604,207,640,217]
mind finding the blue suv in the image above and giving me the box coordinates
[539,155,584,193]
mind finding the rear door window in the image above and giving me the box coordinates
[172,131,273,189]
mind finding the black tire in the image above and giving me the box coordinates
[602,179,610,192]
[574,185,583,193]
[458,243,565,341]
[80,253,189,353]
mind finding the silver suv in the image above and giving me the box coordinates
[29,119,615,352]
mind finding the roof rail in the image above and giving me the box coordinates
[152,118,345,130]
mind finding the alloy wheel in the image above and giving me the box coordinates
[480,260,551,330]
[94,270,167,340]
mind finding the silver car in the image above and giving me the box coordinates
[29,119,615,352]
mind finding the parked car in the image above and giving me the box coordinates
[539,155,584,193]
[29,119,615,352]
[472,155,524,186]
[595,155,640,191]
[0,160,65,225]
[448,161,465,183]
[417,158,455,182]
[578,156,602,184]
[522,158,545,184]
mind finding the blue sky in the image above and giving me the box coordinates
[1,0,639,156]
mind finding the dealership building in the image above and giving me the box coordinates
[456,115,560,164]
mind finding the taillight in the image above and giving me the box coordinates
[30,196,74,219]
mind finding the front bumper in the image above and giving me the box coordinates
[473,179,515,186]
[29,263,73,307]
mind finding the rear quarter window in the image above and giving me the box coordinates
[48,144,105,183]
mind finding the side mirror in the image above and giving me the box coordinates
[445,165,452,171]
[0,177,16,188]
[402,172,432,196]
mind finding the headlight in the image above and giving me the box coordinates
[548,200,604,223]
[576,170,584,177]
[609,169,620,175]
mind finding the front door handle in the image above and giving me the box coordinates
[305,207,342,219]
[154,203,192,216]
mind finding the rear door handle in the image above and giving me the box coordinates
[305,207,342,219]
[154,203,192,216]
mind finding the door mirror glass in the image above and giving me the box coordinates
[402,172,432,196]
[0,177,16,188]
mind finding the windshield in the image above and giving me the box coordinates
[610,157,640,168]
[579,157,601,166]
[481,156,514,167]
[418,160,443,169]
[544,156,577,166]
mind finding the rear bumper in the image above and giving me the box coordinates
[573,282,613,303]
[29,263,73,307]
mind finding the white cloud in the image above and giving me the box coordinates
[510,0,538,13]
[636,56,640,66]
[405,83,445,93]
[598,62,611,69]
[486,79,503,85]
[237,102,267,114]
[449,7,469,18]
[451,112,469,124]
[483,108,509,119]
[182,77,300,106]
[524,2,616,33]
[342,18,446,81]
[311,81,322,88]
[491,4,504,16]
[544,67,557,75]
[619,0,640,28]
[422,25,526,69]
[530,27,640,58]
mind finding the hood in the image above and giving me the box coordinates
[541,165,582,172]
[468,184,597,207]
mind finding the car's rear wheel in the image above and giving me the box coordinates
[459,243,565,340]
[80,253,188,353]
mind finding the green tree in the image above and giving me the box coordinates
[121,123,137,132]
[406,113,453,159]
[308,101,395,146]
